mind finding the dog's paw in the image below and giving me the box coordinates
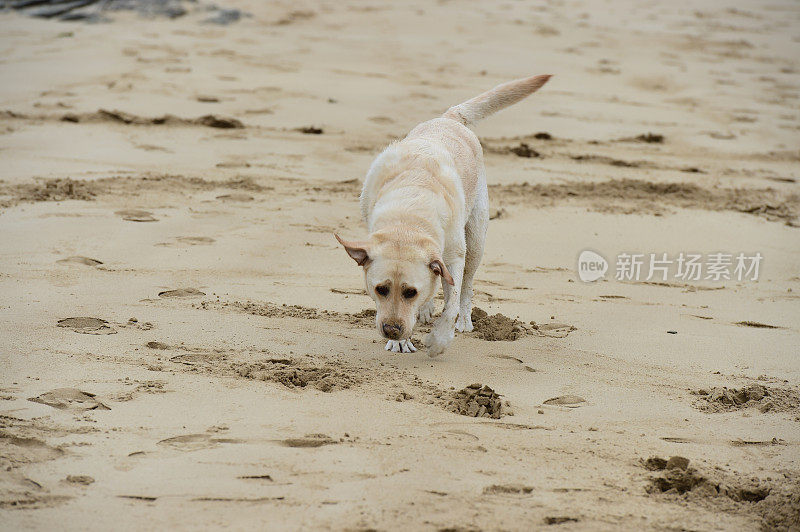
[418,300,435,325]
[455,312,473,333]
[385,339,416,353]
[424,329,453,358]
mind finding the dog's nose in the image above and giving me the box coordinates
[381,322,402,340]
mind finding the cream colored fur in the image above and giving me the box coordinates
[336,74,551,357]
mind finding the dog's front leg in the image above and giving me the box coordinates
[417,299,436,325]
[425,256,465,357]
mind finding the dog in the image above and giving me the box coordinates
[335,74,551,357]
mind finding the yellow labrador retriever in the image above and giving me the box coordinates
[336,74,551,356]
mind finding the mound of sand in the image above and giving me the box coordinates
[5,178,96,204]
[692,384,800,413]
[470,308,528,341]
[231,359,359,392]
[642,455,800,529]
[447,383,505,418]
[645,455,770,502]
[489,179,799,224]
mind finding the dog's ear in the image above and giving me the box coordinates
[429,259,455,286]
[334,233,371,266]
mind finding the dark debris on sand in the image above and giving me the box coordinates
[620,133,664,143]
[509,143,540,158]
[2,0,250,23]
[297,126,323,135]
[60,109,243,129]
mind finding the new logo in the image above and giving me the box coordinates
[577,250,608,282]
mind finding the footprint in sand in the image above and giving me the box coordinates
[545,517,580,525]
[734,320,783,329]
[330,288,365,295]
[169,352,222,366]
[158,288,206,298]
[56,256,103,266]
[0,434,65,462]
[491,354,523,363]
[660,437,694,444]
[216,193,254,202]
[146,341,170,350]
[483,484,534,495]
[117,495,158,502]
[64,475,95,486]
[134,144,172,153]
[156,236,215,247]
[156,434,243,452]
[488,422,549,431]
[238,474,273,481]
[488,354,537,373]
[543,395,586,408]
[280,434,338,448]
[536,323,577,338]
[115,210,158,222]
[176,236,215,245]
[57,317,116,335]
[28,388,111,411]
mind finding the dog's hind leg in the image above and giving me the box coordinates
[456,183,488,333]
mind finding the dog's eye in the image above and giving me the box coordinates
[402,288,417,299]
[375,285,389,297]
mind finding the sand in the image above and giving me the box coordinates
[1,0,799,529]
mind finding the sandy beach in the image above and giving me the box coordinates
[1,0,799,529]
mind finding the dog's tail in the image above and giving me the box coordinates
[442,74,552,127]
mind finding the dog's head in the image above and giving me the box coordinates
[335,233,453,340]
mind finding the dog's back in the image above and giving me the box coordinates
[362,74,552,222]
[405,119,484,214]
[403,75,552,212]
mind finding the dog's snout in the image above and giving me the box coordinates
[381,321,403,339]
